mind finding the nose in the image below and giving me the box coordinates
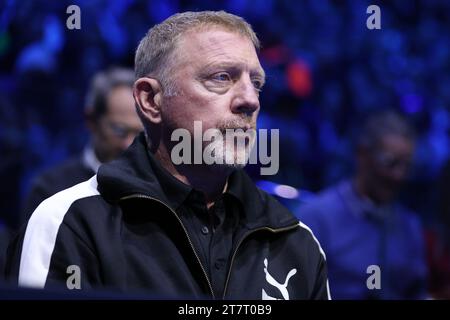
[230,76,260,116]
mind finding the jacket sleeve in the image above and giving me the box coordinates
[15,209,103,292]
[43,222,102,291]
[297,220,331,300]
[311,251,331,300]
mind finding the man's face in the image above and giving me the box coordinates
[92,85,143,162]
[160,29,265,168]
[363,134,414,204]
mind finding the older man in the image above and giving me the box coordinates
[8,11,329,300]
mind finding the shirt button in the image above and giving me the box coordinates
[201,226,209,235]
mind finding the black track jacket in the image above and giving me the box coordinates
[8,134,330,300]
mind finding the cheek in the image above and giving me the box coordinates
[164,92,224,130]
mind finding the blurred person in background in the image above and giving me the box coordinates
[21,67,142,224]
[297,111,427,299]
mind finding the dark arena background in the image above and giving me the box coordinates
[0,0,450,303]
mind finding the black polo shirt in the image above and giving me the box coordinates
[148,154,243,298]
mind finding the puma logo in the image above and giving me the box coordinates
[262,258,297,300]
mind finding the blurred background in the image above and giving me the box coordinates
[1,0,450,298]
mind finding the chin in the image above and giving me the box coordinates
[206,139,252,169]
[222,145,251,168]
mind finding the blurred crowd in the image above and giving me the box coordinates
[1,0,450,299]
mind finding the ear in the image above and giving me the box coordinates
[133,77,163,124]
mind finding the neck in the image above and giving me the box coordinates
[354,174,382,206]
[153,142,231,207]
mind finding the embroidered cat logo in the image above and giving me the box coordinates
[262,258,297,300]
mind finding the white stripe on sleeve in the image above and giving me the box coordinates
[298,221,332,300]
[19,176,99,288]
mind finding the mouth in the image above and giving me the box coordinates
[219,124,255,133]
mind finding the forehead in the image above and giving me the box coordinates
[174,28,263,74]
[106,86,135,115]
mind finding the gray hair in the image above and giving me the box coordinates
[134,11,260,96]
[357,111,416,150]
[85,67,135,120]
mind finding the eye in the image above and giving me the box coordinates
[252,79,263,91]
[212,72,231,82]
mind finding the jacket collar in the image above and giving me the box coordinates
[97,133,298,230]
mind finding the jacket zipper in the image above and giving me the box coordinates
[119,194,215,299]
[222,224,299,299]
